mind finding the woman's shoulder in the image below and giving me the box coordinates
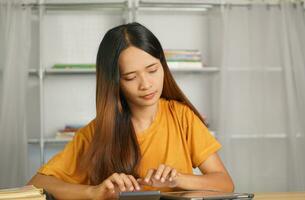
[160,98,193,118]
[159,98,199,133]
[74,119,96,143]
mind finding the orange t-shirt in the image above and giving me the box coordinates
[38,98,222,190]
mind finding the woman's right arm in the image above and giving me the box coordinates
[27,173,95,200]
[27,173,141,200]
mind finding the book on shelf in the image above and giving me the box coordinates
[0,185,45,200]
[167,61,203,70]
[52,50,207,71]
[52,64,95,69]
[164,49,206,70]
[55,124,83,139]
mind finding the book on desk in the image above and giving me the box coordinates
[0,185,46,200]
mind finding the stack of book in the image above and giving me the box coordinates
[0,185,46,200]
[164,49,205,70]
[55,124,83,139]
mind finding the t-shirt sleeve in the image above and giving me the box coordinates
[182,106,222,168]
[37,120,95,184]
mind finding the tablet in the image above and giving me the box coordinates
[119,190,161,200]
[161,190,254,200]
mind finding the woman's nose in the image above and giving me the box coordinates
[139,75,152,90]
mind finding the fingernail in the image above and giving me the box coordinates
[145,178,149,182]
[169,177,172,181]
[155,175,159,179]
[136,186,140,190]
[129,187,134,191]
[161,177,165,182]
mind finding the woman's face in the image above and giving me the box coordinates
[118,46,164,109]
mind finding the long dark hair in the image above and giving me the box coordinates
[83,22,206,185]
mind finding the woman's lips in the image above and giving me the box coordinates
[141,91,156,100]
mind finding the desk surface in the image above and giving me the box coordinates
[254,192,305,200]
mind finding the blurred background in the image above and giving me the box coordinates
[0,0,304,193]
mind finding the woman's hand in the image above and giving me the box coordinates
[90,173,141,200]
[138,164,179,188]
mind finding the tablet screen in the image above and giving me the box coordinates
[161,190,254,200]
[119,190,161,200]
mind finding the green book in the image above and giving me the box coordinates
[52,64,95,69]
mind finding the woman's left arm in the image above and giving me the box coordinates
[139,153,234,192]
[175,153,234,192]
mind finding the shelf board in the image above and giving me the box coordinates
[170,66,219,73]
[30,67,284,75]
[28,131,217,144]
[26,1,128,11]
[45,68,96,74]
[27,130,216,144]
[28,138,72,144]
[2,69,39,76]
[225,67,283,72]
[137,0,214,12]
[42,67,220,74]
[138,1,213,7]
[137,7,208,12]
[28,69,39,76]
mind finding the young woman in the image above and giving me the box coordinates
[28,22,234,200]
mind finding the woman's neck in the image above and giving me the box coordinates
[130,101,159,134]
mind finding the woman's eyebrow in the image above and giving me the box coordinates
[121,62,158,76]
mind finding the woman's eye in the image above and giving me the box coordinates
[149,69,158,73]
[125,76,136,81]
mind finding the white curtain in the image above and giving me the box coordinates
[215,1,305,192]
[0,0,31,188]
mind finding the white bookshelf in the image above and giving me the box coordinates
[27,0,286,164]
[26,0,224,170]
[28,0,131,166]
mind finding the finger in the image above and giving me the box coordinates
[119,173,134,191]
[144,169,155,184]
[137,178,145,185]
[154,164,165,180]
[103,179,115,192]
[137,178,150,188]
[169,168,177,181]
[110,173,126,192]
[160,166,172,183]
[128,175,141,190]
